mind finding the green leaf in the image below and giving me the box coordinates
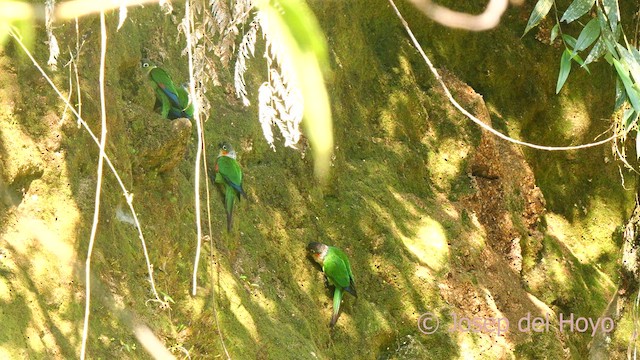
[602,0,619,33]
[550,23,560,43]
[604,52,614,65]
[632,47,640,66]
[561,0,596,23]
[255,0,333,181]
[523,0,554,36]
[574,18,600,52]
[583,37,606,65]
[623,108,638,131]
[613,58,640,113]
[556,49,572,94]
[615,78,626,110]
[618,45,640,85]
[570,53,590,74]
[562,34,577,49]
[636,128,640,159]
[597,7,618,58]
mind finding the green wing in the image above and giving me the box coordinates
[216,156,244,197]
[149,67,180,107]
[154,88,172,118]
[323,250,351,290]
[177,86,194,119]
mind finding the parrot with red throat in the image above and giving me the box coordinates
[307,242,357,327]
[212,142,246,232]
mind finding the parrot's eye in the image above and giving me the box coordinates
[222,145,227,151]
[142,63,149,68]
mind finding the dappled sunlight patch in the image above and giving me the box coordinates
[185,295,206,317]
[4,214,77,281]
[526,292,556,318]
[379,92,405,136]
[464,211,488,249]
[244,282,278,316]
[455,331,495,360]
[218,268,259,341]
[557,96,591,140]
[479,286,514,352]
[389,188,420,217]
[360,302,393,335]
[545,208,618,268]
[436,192,460,220]
[0,116,44,182]
[427,138,470,191]
[0,277,10,302]
[414,265,434,283]
[24,326,46,355]
[0,348,17,359]
[548,257,570,287]
[400,216,449,273]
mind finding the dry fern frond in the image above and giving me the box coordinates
[45,0,59,70]
[234,18,258,106]
[159,0,173,14]
[117,1,128,30]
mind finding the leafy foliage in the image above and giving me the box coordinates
[0,1,35,52]
[525,0,640,152]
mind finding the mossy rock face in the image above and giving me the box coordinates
[124,102,193,173]
[0,1,636,359]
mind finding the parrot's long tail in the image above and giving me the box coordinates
[225,186,235,232]
[330,287,343,327]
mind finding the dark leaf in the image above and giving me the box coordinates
[523,0,554,36]
[636,128,640,159]
[613,58,640,113]
[561,0,596,23]
[623,108,637,131]
[556,49,572,94]
[597,7,618,58]
[574,18,600,52]
[550,23,560,43]
[584,37,606,66]
[615,78,626,110]
[562,34,577,49]
[602,0,619,33]
[618,44,640,84]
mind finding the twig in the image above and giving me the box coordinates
[80,10,107,359]
[8,20,167,344]
[184,1,231,357]
[55,0,159,20]
[407,0,509,31]
[184,0,204,298]
[74,17,82,121]
[203,139,231,360]
[60,55,73,124]
[388,0,618,151]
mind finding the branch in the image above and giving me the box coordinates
[407,0,509,31]
[80,10,107,359]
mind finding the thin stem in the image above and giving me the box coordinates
[185,0,204,298]
[80,10,107,359]
[8,18,166,321]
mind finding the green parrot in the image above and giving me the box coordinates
[212,142,246,232]
[177,82,194,120]
[141,59,187,119]
[307,242,357,327]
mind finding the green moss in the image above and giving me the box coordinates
[0,0,635,359]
